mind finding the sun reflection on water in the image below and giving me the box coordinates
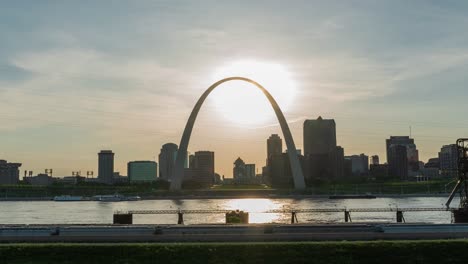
[223,198,284,223]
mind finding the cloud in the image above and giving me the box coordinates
[0,48,199,133]
[291,47,468,104]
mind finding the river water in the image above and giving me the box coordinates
[0,196,459,225]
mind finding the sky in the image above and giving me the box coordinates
[1,0,468,178]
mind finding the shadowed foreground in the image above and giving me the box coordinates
[1,240,468,264]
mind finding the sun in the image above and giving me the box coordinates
[209,60,297,125]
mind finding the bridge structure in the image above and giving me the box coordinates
[170,77,306,190]
[114,207,456,225]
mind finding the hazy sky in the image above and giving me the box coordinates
[1,1,468,178]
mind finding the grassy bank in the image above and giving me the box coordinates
[1,240,468,264]
[0,179,456,198]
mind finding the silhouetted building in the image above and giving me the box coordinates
[344,154,369,176]
[268,153,292,188]
[303,117,344,182]
[159,143,178,181]
[371,155,379,165]
[439,144,458,178]
[304,117,336,155]
[98,150,114,184]
[388,145,408,180]
[183,151,215,187]
[0,160,21,185]
[344,158,352,177]
[330,146,345,179]
[127,161,157,182]
[267,134,282,158]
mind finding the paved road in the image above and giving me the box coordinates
[1,223,468,242]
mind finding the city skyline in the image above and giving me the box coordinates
[2,1,468,177]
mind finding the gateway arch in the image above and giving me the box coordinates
[170,77,306,190]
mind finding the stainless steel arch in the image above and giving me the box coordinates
[170,77,306,190]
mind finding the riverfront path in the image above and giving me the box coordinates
[1,223,468,242]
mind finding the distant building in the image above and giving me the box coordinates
[439,144,458,178]
[370,164,388,178]
[425,158,440,169]
[267,134,283,158]
[159,143,178,181]
[0,160,21,185]
[344,158,352,177]
[268,153,293,188]
[113,172,128,183]
[183,151,215,187]
[56,175,86,185]
[245,164,256,179]
[303,116,336,155]
[330,146,345,179]
[303,117,344,182]
[127,161,158,182]
[344,154,369,176]
[371,155,379,165]
[98,150,114,184]
[386,136,419,173]
[24,173,54,186]
[388,145,408,180]
[233,157,256,184]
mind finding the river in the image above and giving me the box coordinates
[0,196,459,225]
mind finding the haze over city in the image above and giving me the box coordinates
[1,1,468,178]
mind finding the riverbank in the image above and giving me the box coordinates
[1,240,468,264]
[0,192,451,201]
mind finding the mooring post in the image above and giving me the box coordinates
[396,210,405,223]
[177,211,184,225]
[345,210,351,222]
[291,211,298,224]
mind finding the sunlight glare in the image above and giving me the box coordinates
[224,198,283,223]
[210,60,297,125]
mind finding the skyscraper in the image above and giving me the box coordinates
[267,134,282,159]
[303,117,344,181]
[159,143,178,181]
[388,145,408,180]
[98,150,114,184]
[303,116,337,156]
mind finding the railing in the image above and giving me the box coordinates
[113,207,457,225]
